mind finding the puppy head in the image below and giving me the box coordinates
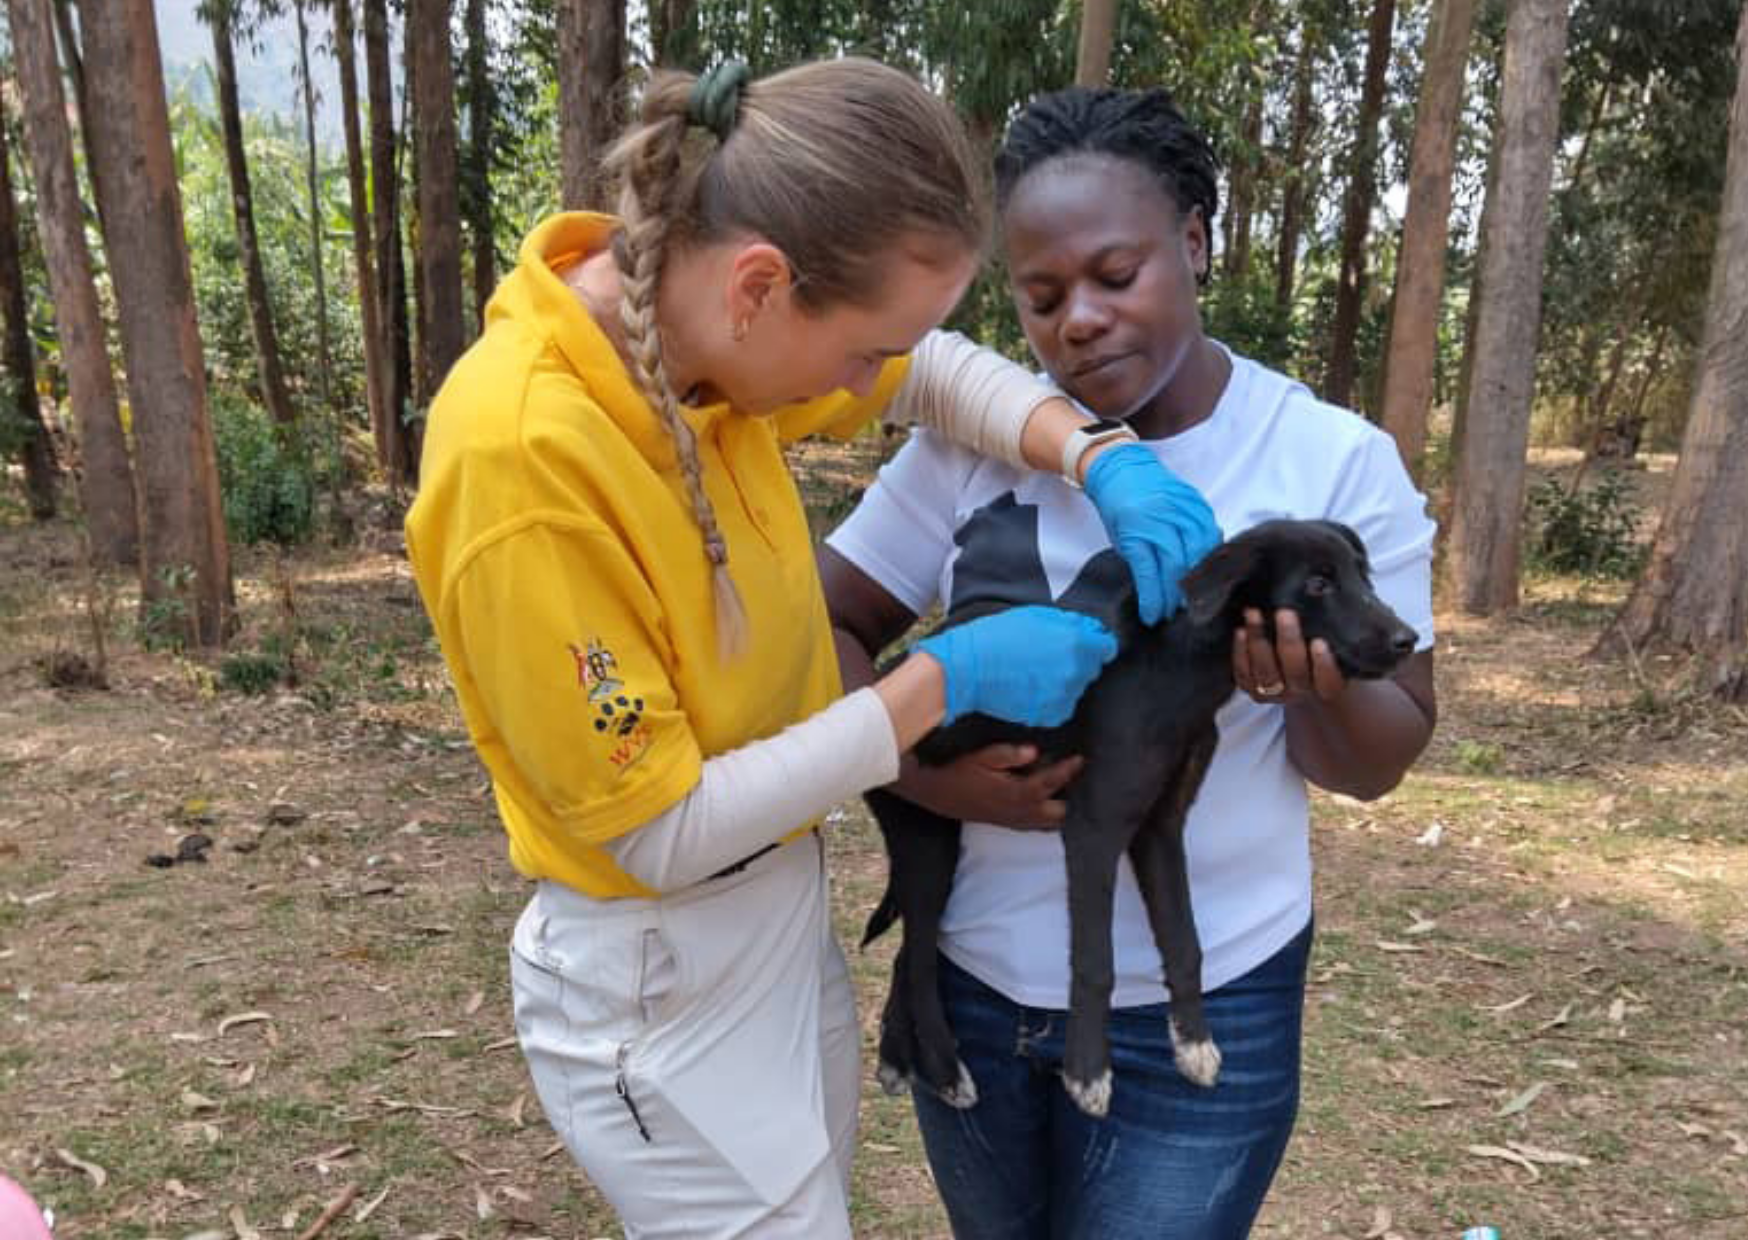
[1181,520,1417,680]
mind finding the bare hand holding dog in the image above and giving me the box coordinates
[897,744,1084,830]
[1235,607,1350,703]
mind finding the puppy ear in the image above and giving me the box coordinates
[1180,539,1258,627]
[1328,521,1370,570]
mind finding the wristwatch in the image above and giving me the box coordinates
[1061,418,1139,488]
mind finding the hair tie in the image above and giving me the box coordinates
[687,60,751,141]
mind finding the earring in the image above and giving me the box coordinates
[731,319,748,342]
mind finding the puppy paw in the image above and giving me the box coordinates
[1063,1068,1112,1117]
[877,1060,909,1097]
[935,1060,979,1110]
[1172,1028,1222,1088]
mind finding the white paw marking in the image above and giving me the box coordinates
[1064,1068,1112,1117]
[1172,1028,1223,1088]
[877,1060,908,1096]
[939,1060,979,1109]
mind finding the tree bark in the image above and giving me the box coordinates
[364,0,416,482]
[0,107,58,518]
[1601,3,1748,698]
[209,1,298,428]
[9,0,137,562]
[294,0,332,410]
[1275,21,1318,314]
[1379,0,1478,477]
[76,0,233,645]
[463,0,495,325]
[558,0,625,210]
[331,0,386,466]
[1075,0,1117,87]
[1447,0,1570,616]
[50,0,106,237]
[410,0,466,395]
[1223,92,1264,280]
[649,0,698,69]
[1323,0,1397,409]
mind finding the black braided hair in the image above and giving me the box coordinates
[995,87,1221,272]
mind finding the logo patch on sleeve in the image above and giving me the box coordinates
[571,639,652,772]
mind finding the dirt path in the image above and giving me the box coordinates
[2,478,1745,1238]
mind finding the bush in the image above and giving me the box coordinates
[212,395,316,546]
[219,650,288,695]
[1525,470,1647,579]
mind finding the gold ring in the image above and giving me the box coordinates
[1255,681,1286,698]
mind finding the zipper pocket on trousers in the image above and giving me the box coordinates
[615,1042,652,1143]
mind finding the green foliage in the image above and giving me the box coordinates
[1525,470,1648,580]
[211,394,316,546]
[1454,739,1502,775]
[219,648,288,694]
[139,565,197,653]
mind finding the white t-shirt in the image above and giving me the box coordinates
[827,349,1437,1008]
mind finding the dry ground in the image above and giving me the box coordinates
[1,445,1744,1239]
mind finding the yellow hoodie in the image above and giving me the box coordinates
[406,214,906,897]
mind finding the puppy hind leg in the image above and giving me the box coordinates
[1130,727,1222,1088]
[865,791,975,1108]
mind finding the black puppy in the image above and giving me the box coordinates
[862,515,1417,1117]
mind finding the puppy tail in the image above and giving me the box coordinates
[861,887,899,948]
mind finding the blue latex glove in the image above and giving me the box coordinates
[1082,444,1223,624]
[916,605,1119,727]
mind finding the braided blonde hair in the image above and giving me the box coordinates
[603,58,989,660]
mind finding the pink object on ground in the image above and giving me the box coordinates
[0,1173,53,1239]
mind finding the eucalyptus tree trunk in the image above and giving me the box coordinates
[649,0,698,68]
[1601,3,1748,700]
[410,0,466,396]
[364,0,416,482]
[50,0,106,237]
[1447,0,1570,616]
[558,0,626,210]
[294,0,332,409]
[331,0,386,466]
[1380,0,1480,477]
[0,110,58,519]
[210,0,298,428]
[1223,93,1264,280]
[1323,0,1396,409]
[1075,0,1117,87]
[463,0,495,324]
[76,0,233,644]
[9,0,137,562]
[1275,22,1318,314]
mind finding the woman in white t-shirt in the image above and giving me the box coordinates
[822,86,1438,1239]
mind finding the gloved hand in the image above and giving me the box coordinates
[1083,444,1223,625]
[915,605,1118,727]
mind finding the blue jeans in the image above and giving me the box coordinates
[912,919,1313,1240]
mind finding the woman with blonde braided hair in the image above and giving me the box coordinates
[407,57,1220,1238]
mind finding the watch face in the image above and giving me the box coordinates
[1086,419,1130,435]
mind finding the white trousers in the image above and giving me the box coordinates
[510,834,860,1239]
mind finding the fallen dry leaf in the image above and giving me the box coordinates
[1481,993,1534,1014]
[464,990,485,1015]
[353,1184,392,1223]
[1363,1204,1393,1238]
[182,1088,221,1112]
[1466,1143,1541,1180]
[1507,1140,1592,1169]
[228,1202,263,1239]
[217,1011,273,1037]
[53,1147,108,1189]
[1499,1081,1549,1117]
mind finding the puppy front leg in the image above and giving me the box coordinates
[1130,726,1221,1087]
[1061,819,1130,1118]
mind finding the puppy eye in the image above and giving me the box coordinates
[1304,573,1333,597]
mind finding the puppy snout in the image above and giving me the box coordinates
[1390,626,1417,657]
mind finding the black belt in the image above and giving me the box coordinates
[707,842,780,881]
[705,826,818,881]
